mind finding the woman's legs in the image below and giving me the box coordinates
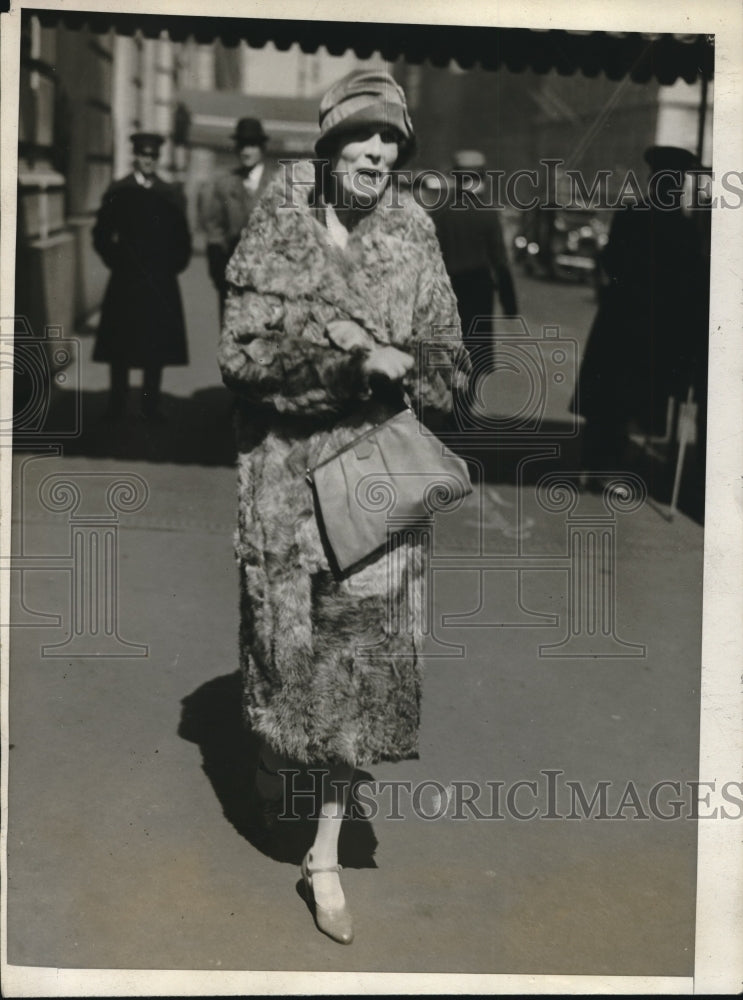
[254,746,353,849]
[254,744,354,938]
[309,763,353,867]
[303,762,354,940]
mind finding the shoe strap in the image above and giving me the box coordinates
[305,859,343,875]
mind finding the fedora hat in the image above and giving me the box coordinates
[232,117,268,146]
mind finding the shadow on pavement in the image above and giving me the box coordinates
[40,385,237,466]
[448,421,705,525]
[178,671,379,869]
[30,383,705,522]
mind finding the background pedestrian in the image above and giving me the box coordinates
[92,132,191,423]
[198,117,274,320]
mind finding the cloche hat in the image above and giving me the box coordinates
[315,70,415,164]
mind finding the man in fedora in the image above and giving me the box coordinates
[92,132,191,422]
[199,117,273,318]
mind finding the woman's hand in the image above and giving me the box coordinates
[362,345,415,382]
[326,320,414,383]
[325,319,370,352]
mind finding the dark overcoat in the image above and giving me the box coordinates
[93,173,191,368]
[573,201,708,435]
[218,161,469,768]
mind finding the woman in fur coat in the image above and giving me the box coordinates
[218,70,468,945]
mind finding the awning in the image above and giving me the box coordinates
[32,10,713,84]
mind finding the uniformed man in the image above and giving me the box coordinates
[198,117,274,319]
[92,132,191,422]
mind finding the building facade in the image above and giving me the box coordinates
[15,13,182,341]
[401,59,711,198]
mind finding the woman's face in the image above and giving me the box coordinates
[331,125,400,208]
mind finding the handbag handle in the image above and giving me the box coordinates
[306,382,415,483]
[307,390,414,482]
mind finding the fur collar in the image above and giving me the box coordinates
[226,160,434,343]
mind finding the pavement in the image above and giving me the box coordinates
[5,253,704,979]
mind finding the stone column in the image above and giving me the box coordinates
[536,473,647,658]
[38,472,150,657]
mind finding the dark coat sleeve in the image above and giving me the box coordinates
[167,194,192,274]
[92,184,118,270]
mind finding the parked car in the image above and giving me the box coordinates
[512,205,609,283]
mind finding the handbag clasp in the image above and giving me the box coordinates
[353,437,376,460]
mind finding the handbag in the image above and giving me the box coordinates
[306,398,472,573]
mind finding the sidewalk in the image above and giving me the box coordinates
[6,255,704,977]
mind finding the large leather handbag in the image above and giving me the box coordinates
[306,401,472,573]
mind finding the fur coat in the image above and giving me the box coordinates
[218,160,468,768]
